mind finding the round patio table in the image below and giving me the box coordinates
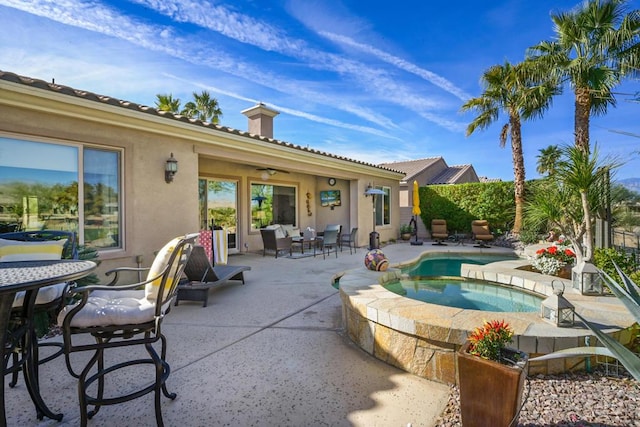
[0,259,97,426]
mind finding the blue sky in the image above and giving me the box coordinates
[1,0,639,181]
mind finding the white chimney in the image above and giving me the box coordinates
[241,103,279,138]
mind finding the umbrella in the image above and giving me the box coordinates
[412,180,421,216]
[410,180,423,245]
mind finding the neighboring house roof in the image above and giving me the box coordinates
[379,158,480,185]
[378,157,443,182]
[428,164,477,184]
[0,70,402,176]
[479,176,503,183]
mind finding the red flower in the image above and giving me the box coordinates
[564,249,575,257]
[547,246,558,255]
[536,248,546,255]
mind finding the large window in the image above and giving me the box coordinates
[375,186,391,227]
[0,137,122,249]
[251,183,296,230]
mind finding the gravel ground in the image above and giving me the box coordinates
[435,368,640,427]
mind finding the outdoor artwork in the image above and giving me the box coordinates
[320,190,341,207]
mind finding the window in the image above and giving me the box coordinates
[375,186,391,227]
[251,183,296,230]
[0,137,122,249]
[83,148,121,249]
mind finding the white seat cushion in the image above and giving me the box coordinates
[12,283,67,308]
[57,289,163,328]
[281,224,300,238]
[265,224,287,239]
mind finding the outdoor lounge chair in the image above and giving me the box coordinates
[57,233,197,427]
[260,228,292,258]
[471,220,494,248]
[175,245,251,307]
[431,220,449,246]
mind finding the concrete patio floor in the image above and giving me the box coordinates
[5,240,483,427]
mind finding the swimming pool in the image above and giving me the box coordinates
[402,252,518,278]
[384,278,543,312]
[393,252,538,311]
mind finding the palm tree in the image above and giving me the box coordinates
[154,94,181,114]
[527,0,640,153]
[181,91,222,123]
[461,61,559,234]
[536,145,562,176]
[526,144,616,263]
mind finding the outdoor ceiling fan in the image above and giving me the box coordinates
[256,167,289,176]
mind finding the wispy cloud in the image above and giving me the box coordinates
[164,73,402,140]
[129,0,467,132]
[1,0,404,130]
[318,32,472,101]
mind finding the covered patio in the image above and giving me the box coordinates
[4,243,450,426]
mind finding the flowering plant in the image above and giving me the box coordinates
[530,243,576,275]
[468,320,514,362]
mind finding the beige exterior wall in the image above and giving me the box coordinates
[0,79,403,278]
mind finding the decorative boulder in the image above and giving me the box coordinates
[364,249,389,271]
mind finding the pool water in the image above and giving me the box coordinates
[402,253,518,277]
[390,252,539,312]
[385,278,542,312]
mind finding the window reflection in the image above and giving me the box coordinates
[375,186,391,226]
[0,138,78,232]
[0,137,122,249]
[84,148,120,248]
[251,183,296,229]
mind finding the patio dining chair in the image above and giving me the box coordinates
[1,230,77,388]
[316,228,339,259]
[57,233,197,427]
[339,227,358,254]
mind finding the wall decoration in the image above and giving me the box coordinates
[320,190,341,207]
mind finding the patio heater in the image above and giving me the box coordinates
[365,185,385,249]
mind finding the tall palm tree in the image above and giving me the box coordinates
[154,94,181,113]
[181,90,223,124]
[536,145,562,176]
[527,0,640,153]
[461,61,559,234]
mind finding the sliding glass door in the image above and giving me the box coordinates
[199,178,239,253]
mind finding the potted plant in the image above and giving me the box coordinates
[399,224,412,240]
[457,320,528,427]
[529,240,576,278]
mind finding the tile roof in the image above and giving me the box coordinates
[428,164,475,184]
[479,176,503,183]
[0,70,403,175]
[378,157,443,181]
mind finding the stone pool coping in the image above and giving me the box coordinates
[338,249,636,384]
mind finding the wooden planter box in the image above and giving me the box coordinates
[457,341,528,427]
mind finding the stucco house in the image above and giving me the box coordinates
[379,158,480,238]
[0,70,404,274]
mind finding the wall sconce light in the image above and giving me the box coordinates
[165,153,178,183]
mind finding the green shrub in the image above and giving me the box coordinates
[593,247,639,278]
[518,228,542,245]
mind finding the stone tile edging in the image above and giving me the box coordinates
[338,258,635,385]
